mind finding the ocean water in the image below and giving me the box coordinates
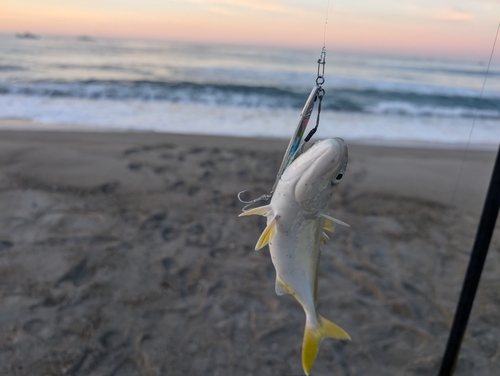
[0,33,499,147]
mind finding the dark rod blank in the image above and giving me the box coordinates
[438,144,500,376]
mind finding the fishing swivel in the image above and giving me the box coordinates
[316,46,327,86]
[305,47,327,142]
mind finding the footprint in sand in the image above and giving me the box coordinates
[23,318,52,340]
[56,259,95,287]
[140,213,167,230]
[99,330,123,349]
[161,226,180,242]
[0,240,13,251]
[110,359,141,376]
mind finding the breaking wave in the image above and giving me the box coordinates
[1,79,499,119]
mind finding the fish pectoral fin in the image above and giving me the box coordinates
[321,232,330,245]
[275,277,289,296]
[302,315,351,375]
[255,215,277,250]
[238,204,273,218]
[319,212,350,230]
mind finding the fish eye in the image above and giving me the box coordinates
[335,173,343,181]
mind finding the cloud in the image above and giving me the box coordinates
[431,9,475,21]
[188,0,309,15]
[206,6,235,16]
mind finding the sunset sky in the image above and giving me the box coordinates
[1,0,499,59]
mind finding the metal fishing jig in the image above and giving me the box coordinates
[238,47,328,208]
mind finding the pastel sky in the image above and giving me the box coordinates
[1,0,499,59]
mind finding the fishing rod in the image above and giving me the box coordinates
[438,143,500,375]
[438,22,500,376]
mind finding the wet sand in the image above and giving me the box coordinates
[0,128,499,375]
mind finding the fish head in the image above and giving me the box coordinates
[280,137,348,211]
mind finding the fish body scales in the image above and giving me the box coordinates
[269,185,322,319]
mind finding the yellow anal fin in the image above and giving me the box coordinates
[255,215,277,250]
[302,315,351,376]
[238,204,272,217]
[275,277,290,296]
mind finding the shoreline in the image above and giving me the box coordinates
[0,118,498,151]
[0,126,496,217]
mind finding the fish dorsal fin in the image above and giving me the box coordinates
[323,218,336,233]
[314,251,320,306]
[255,215,278,250]
[275,277,289,296]
[321,232,330,245]
[238,204,273,218]
[318,212,350,229]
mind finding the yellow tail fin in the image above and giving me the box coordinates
[302,315,351,375]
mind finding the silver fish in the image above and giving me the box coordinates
[239,137,350,375]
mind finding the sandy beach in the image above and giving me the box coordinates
[0,125,499,376]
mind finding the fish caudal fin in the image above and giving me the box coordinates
[302,315,351,375]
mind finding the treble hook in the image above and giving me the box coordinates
[237,190,272,211]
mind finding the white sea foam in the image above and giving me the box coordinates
[0,95,497,149]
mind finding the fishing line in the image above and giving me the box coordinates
[432,22,499,363]
[323,0,331,47]
[238,0,332,207]
[450,22,500,204]
[434,21,499,302]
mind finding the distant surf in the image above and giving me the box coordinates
[0,34,499,146]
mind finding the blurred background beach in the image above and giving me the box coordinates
[1,1,500,375]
